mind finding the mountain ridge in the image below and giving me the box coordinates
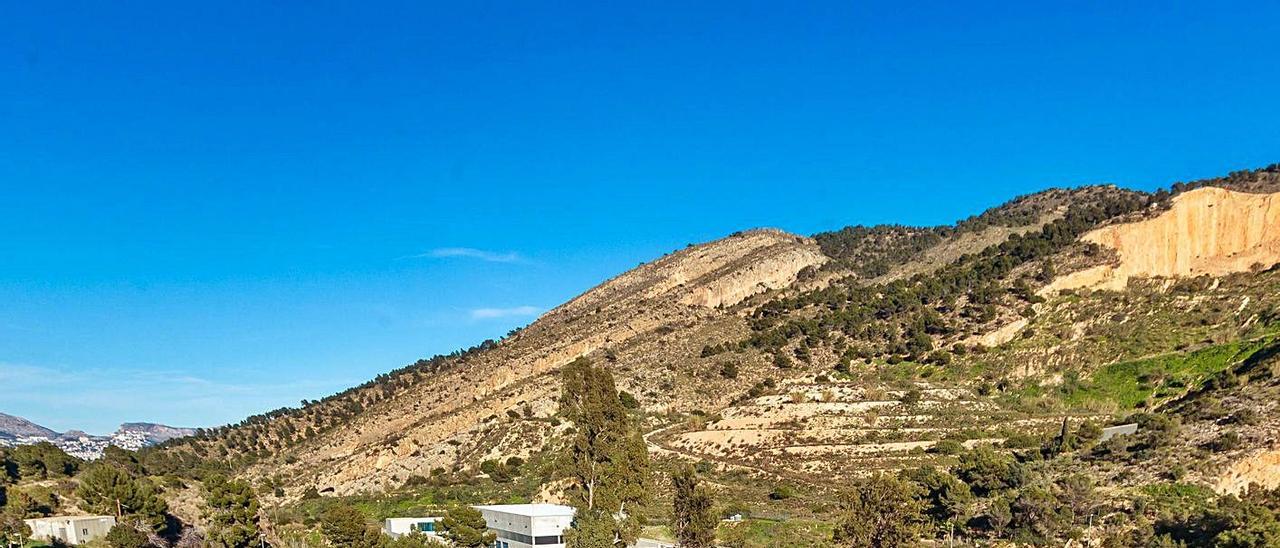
[0,411,196,459]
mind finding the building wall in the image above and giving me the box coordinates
[26,516,116,544]
[478,507,572,548]
[383,517,442,538]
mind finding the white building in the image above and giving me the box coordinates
[383,516,443,539]
[25,515,116,544]
[474,504,575,548]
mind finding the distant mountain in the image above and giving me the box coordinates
[0,412,195,459]
[0,412,58,439]
[115,422,198,445]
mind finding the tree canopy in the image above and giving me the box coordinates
[559,357,650,546]
[77,463,169,531]
[671,465,717,548]
[320,505,385,548]
[833,474,924,548]
[203,475,260,548]
[439,505,495,547]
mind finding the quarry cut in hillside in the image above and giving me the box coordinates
[1047,187,1280,292]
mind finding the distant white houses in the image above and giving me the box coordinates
[383,516,442,539]
[24,515,116,545]
[474,504,575,548]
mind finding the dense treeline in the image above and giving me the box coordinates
[815,225,946,278]
[749,190,1150,366]
[813,186,1115,279]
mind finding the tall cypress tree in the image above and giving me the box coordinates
[672,466,717,548]
[559,358,650,547]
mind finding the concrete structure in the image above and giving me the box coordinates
[24,515,116,545]
[634,538,677,548]
[383,516,443,539]
[1100,423,1139,441]
[474,504,575,548]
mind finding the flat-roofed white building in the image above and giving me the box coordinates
[383,516,443,538]
[25,515,116,545]
[474,503,575,548]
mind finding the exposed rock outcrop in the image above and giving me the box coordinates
[678,231,826,308]
[1046,187,1280,292]
[1215,448,1280,495]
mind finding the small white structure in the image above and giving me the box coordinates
[474,503,575,548]
[1100,423,1139,441]
[25,515,116,544]
[383,516,443,538]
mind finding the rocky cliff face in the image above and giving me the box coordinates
[1047,187,1280,292]
[678,231,826,308]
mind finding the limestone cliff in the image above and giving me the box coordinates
[1047,187,1280,292]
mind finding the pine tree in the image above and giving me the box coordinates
[320,505,384,548]
[671,466,717,548]
[105,523,154,548]
[203,475,260,548]
[77,464,168,531]
[439,505,494,547]
[833,474,924,548]
[559,358,650,547]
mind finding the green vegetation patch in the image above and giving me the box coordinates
[1139,482,1216,517]
[719,517,834,548]
[1060,337,1277,409]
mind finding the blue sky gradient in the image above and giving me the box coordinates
[3,1,1280,433]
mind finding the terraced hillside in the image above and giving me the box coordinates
[650,267,1280,489]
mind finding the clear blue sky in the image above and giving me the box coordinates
[3,1,1279,434]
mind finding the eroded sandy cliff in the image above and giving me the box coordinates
[1047,187,1280,292]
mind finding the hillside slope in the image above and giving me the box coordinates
[157,165,1280,509]
[0,412,58,439]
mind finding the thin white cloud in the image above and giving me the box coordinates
[404,247,524,263]
[469,306,541,320]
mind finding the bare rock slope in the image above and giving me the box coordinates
[1048,187,1280,292]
